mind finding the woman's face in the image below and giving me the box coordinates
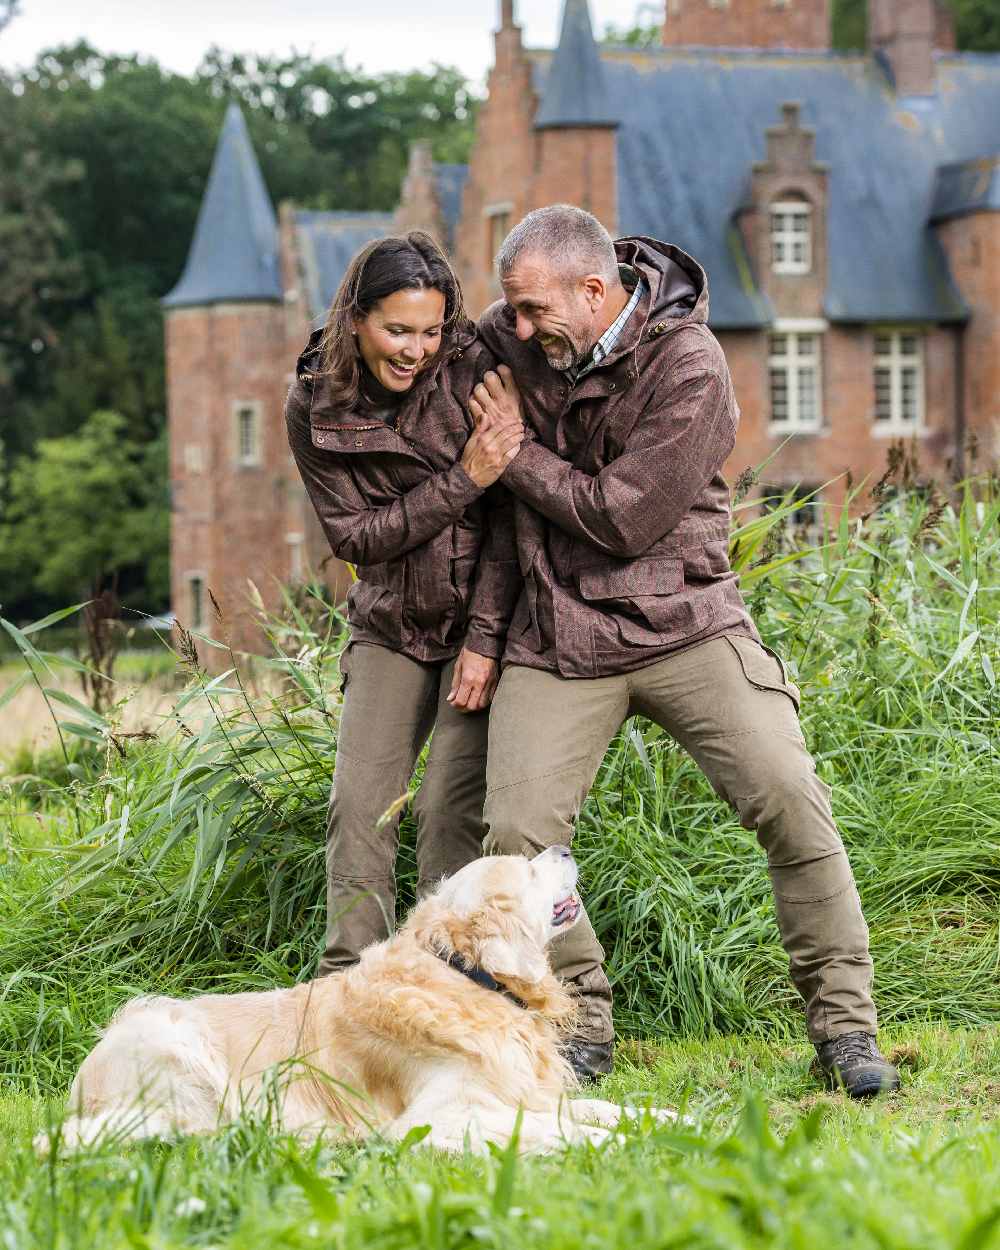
[353,287,447,393]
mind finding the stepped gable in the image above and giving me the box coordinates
[533,0,618,130]
[163,103,282,308]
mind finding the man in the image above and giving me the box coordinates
[471,204,899,1098]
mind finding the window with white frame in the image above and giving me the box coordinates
[770,199,812,274]
[235,402,261,466]
[874,331,924,433]
[769,329,823,431]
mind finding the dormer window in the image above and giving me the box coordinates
[770,198,812,275]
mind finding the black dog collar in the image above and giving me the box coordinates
[438,951,528,1011]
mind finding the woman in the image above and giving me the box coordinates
[285,231,522,975]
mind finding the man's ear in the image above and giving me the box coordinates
[581,274,607,313]
[478,933,549,986]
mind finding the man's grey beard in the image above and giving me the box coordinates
[539,335,585,372]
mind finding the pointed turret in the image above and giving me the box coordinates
[534,0,618,131]
[162,103,281,308]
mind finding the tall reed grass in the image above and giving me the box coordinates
[2,471,998,1090]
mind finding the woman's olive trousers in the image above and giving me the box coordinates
[319,642,489,975]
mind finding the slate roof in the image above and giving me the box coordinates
[294,211,394,321]
[930,154,1000,222]
[163,103,282,309]
[534,0,618,130]
[530,45,1000,327]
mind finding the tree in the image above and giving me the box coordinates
[0,85,82,456]
[196,49,477,211]
[0,411,168,611]
[602,4,664,46]
[0,2,19,34]
[948,0,1000,51]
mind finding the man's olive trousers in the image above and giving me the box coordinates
[483,634,877,1045]
[319,642,489,975]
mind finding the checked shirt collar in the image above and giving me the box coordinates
[564,267,646,387]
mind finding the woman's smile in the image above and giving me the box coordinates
[354,287,447,393]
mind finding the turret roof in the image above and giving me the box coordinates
[534,0,618,130]
[162,103,281,308]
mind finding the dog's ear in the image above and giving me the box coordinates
[478,931,549,986]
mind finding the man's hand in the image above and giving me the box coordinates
[469,365,523,433]
[446,647,500,713]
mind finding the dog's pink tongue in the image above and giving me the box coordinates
[553,894,579,920]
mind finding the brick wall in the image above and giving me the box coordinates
[938,212,1000,466]
[661,0,831,50]
[454,20,540,313]
[722,323,960,503]
[166,301,310,654]
[531,127,618,235]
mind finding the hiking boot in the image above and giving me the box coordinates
[815,1032,900,1098]
[564,1037,614,1085]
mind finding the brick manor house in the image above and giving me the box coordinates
[163,0,1000,644]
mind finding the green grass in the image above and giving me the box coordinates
[2,470,1000,1246]
[5,1028,1000,1249]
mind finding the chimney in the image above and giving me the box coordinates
[869,0,955,95]
[661,0,831,51]
[499,0,515,28]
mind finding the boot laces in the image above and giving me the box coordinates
[831,1032,878,1065]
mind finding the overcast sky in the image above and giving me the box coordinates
[0,1,663,84]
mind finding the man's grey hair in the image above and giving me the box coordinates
[496,204,619,286]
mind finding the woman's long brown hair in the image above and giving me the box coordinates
[317,231,468,411]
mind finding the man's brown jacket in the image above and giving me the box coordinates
[479,236,758,679]
[286,327,519,663]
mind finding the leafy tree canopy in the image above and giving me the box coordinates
[0,410,168,608]
[0,45,478,620]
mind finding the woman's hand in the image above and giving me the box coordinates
[446,647,500,713]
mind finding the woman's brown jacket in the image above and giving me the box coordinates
[285,326,519,664]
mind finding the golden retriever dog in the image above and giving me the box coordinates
[40,848,673,1155]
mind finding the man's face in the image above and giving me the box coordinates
[500,256,604,372]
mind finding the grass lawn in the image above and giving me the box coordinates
[5,1026,1000,1249]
